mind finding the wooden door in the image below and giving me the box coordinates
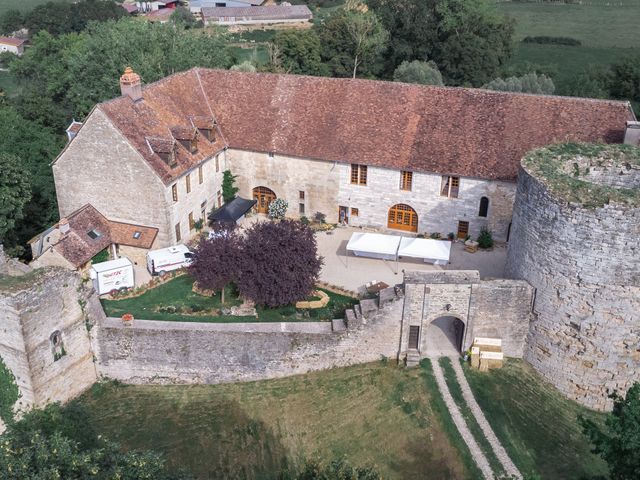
[252,187,276,214]
[457,220,469,239]
[388,204,418,232]
[408,326,420,350]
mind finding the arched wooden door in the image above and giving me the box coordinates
[252,186,276,214]
[388,204,418,232]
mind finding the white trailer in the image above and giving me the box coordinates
[90,257,135,295]
[146,244,193,276]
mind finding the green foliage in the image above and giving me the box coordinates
[581,383,640,480]
[221,170,239,203]
[609,56,640,104]
[23,0,126,36]
[318,2,389,78]
[91,248,109,264]
[564,65,611,99]
[0,9,24,35]
[230,60,257,72]
[273,29,329,76]
[290,458,381,479]
[483,72,555,95]
[0,152,31,240]
[522,36,581,46]
[429,232,441,239]
[0,403,191,479]
[0,356,20,425]
[367,0,514,85]
[393,60,444,86]
[267,197,288,220]
[170,6,202,29]
[476,228,494,249]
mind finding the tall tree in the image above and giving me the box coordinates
[366,0,513,85]
[0,9,24,35]
[237,220,323,307]
[0,153,32,244]
[273,29,329,76]
[222,170,239,203]
[318,2,388,78]
[393,60,444,85]
[190,229,242,305]
[581,383,640,480]
[609,56,640,104]
[24,0,126,36]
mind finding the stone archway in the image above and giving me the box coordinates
[252,186,276,214]
[425,316,465,357]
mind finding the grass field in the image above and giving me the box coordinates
[77,362,472,480]
[101,274,357,323]
[495,1,640,94]
[462,359,608,479]
[0,0,70,15]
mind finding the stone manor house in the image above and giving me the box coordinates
[47,67,635,265]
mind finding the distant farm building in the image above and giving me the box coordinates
[201,5,312,25]
[0,37,26,56]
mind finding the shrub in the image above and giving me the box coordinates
[300,216,310,225]
[447,232,455,240]
[268,198,288,220]
[230,61,257,72]
[221,170,239,204]
[522,36,581,46]
[483,72,555,95]
[393,60,444,86]
[429,232,441,239]
[314,211,326,224]
[477,228,494,249]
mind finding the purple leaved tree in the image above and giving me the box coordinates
[189,227,242,304]
[237,220,323,308]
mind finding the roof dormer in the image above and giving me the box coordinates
[189,115,217,142]
[146,137,178,168]
[170,126,199,153]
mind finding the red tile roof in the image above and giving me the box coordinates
[202,5,313,21]
[51,204,158,267]
[97,68,635,182]
[0,37,25,47]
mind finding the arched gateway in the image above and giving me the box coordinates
[425,316,466,357]
[388,203,418,232]
[252,186,276,214]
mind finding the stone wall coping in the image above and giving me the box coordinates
[104,317,333,334]
[403,270,480,285]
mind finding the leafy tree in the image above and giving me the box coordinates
[581,383,640,480]
[483,72,555,95]
[0,403,191,479]
[291,458,381,479]
[0,153,31,241]
[0,106,64,258]
[273,29,329,76]
[0,355,20,425]
[24,0,126,36]
[393,60,443,85]
[190,229,242,304]
[318,2,389,78]
[564,66,611,99]
[170,6,203,29]
[0,9,24,35]
[609,56,640,104]
[366,0,514,85]
[230,61,257,72]
[222,170,239,203]
[237,220,323,307]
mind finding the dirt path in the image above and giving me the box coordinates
[430,359,494,479]
[450,357,522,479]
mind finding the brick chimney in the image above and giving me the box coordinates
[119,66,142,102]
[623,120,640,146]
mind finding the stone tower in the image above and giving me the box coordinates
[506,143,640,410]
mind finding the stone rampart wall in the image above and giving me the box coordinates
[506,167,640,410]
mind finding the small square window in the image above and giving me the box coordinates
[351,208,359,217]
[299,190,305,200]
[268,152,274,158]
[87,229,101,239]
[133,231,141,239]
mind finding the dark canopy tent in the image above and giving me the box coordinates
[208,197,257,224]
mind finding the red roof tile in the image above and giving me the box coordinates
[98,68,635,182]
[0,37,25,47]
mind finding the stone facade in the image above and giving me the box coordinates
[506,154,640,410]
[0,267,100,416]
[338,165,516,241]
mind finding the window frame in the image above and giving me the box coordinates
[350,164,368,186]
[172,184,178,202]
[186,174,191,194]
[350,207,359,217]
[440,175,460,198]
[188,212,195,230]
[175,222,181,242]
[400,170,413,191]
[198,165,203,184]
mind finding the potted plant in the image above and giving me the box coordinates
[447,232,455,241]
[121,313,134,326]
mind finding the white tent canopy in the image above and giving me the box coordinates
[398,237,451,265]
[346,232,401,260]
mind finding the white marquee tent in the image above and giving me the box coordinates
[345,232,452,265]
[397,237,452,265]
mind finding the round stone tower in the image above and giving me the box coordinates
[506,143,640,411]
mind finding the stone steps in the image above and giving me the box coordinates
[406,349,421,367]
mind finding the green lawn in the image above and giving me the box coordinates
[0,0,70,15]
[77,362,473,480]
[101,274,357,323]
[461,359,608,480]
[494,1,640,95]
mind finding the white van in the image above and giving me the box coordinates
[146,244,193,276]
[90,257,135,295]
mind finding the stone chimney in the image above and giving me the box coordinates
[623,121,640,146]
[119,66,143,102]
[58,218,70,234]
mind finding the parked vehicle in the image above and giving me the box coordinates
[90,257,135,295]
[146,244,193,276]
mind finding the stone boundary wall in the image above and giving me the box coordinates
[507,166,640,411]
[93,298,404,385]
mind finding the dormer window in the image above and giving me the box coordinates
[147,137,178,168]
[170,126,198,154]
[87,229,101,239]
[190,115,217,143]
